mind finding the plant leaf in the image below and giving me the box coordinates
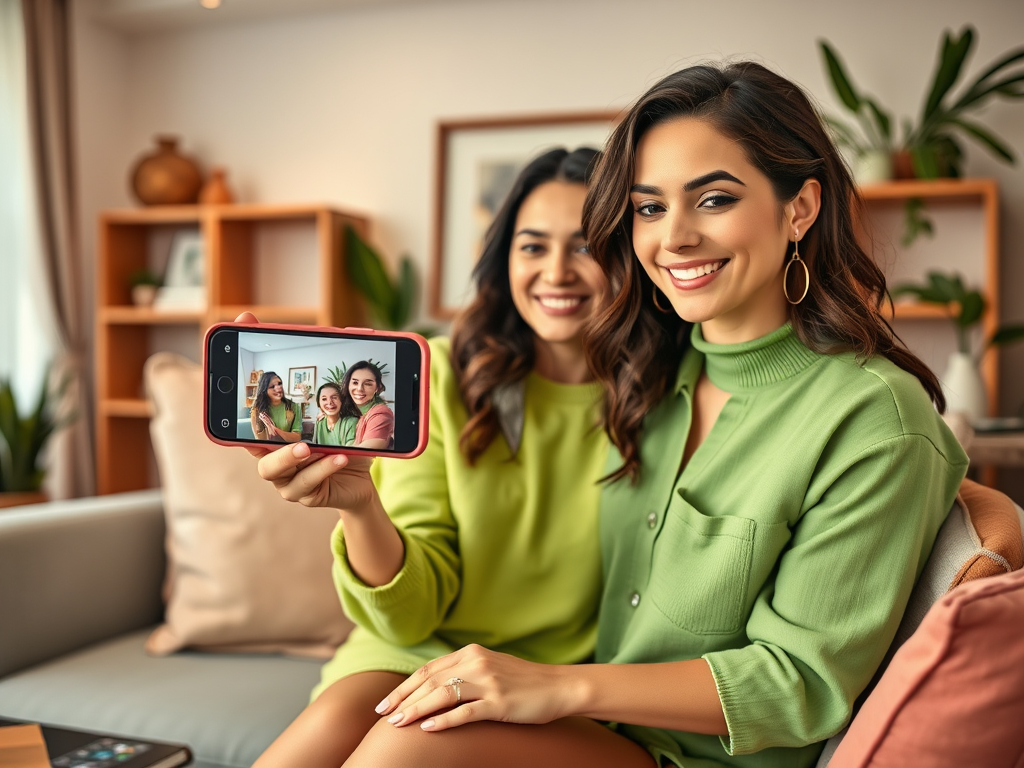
[990,325,1024,347]
[961,47,1024,98]
[950,117,1016,162]
[864,98,893,144]
[956,291,985,327]
[820,41,863,112]
[923,27,974,122]
[928,271,963,303]
[910,143,941,179]
[344,226,398,325]
[954,72,1024,110]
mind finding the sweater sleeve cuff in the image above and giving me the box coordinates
[703,652,750,756]
[330,519,426,610]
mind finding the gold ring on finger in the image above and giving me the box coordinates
[444,676,465,704]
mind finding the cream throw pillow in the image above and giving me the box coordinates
[144,352,353,657]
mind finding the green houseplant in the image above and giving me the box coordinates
[820,28,1024,180]
[344,225,434,337]
[892,271,1024,419]
[820,29,1024,245]
[129,268,161,307]
[0,367,75,505]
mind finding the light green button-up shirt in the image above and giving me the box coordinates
[598,324,968,768]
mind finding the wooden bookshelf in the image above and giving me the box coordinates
[94,203,369,494]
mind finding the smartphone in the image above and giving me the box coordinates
[204,322,429,458]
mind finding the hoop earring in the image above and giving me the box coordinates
[783,237,810,305]
[652,286,672,314]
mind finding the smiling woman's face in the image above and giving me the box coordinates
[267,376,284,403]
[319,386,341,416]
[508,181,606,347]
[348,369,379,406]
[630,117,793,344]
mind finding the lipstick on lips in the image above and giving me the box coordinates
[534,294,589,316]
[664,259,728,291]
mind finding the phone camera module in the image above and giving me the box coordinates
[217,376,235,394]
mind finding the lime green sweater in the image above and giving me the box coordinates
[598,323,968,768]
[319,338,608,690]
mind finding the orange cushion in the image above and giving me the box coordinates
[951,479,1023,586]
[828,566,1024,767]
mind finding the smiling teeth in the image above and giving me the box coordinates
[538,296,582,309]
[669,261,724,281]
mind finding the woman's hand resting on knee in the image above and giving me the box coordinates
[375,644,580,732]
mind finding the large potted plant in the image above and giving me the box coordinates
[892,272,1024,421]
[0,368,75,509]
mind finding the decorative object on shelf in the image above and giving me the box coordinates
[154,230,206,311]
[432,111,619,317]
[345,225,435,337]
[819,29,1023,245]
[199,166,235,205]
[129,135,204,206]
[129,268,161,307]
[892,271,1024,421]
[286,367,316,397]
[0,366,76,508]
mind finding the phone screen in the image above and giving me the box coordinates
[206,326,426,455]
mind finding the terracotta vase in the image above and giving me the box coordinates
[130,135,203,206]
[199,167,236,205]
[892,150,916,180]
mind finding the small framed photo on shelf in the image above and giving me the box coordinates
[154,230,206,311]
[431,111,619,319]
[287,366,316,397]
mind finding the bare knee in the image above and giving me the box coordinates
[344,717,449,768]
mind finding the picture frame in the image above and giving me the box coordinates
[154,229,206,310]
[287,366,317,397]
[163,230,205,288]
[430,111,620,319]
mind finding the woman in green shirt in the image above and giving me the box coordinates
[248,147,618,768]
[312,382,356,447]
[360,63,968,768]
[249,371,301,443]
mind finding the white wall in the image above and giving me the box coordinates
[71,0,1024,491]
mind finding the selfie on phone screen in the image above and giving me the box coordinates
[205,324,427,457]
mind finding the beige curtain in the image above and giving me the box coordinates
[22,0,94,498]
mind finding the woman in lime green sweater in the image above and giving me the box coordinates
[358,63,968,768]
[247,147,623,767]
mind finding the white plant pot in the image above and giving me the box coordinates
[941,352,987,423]
[854,150,893,186]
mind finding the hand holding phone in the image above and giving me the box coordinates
[204,321,429,458]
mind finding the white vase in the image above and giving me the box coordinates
[854,150,893,186]
[941,352,987,422]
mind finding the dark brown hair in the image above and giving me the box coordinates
[450,146,600,463]
[252,371,294,422]
[583,61,944,483]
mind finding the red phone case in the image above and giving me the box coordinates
[203,321,430,458]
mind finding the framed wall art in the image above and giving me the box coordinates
[430,111,620,319]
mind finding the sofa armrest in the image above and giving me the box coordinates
[0,490,166,678]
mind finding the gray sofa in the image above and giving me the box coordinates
[0,491,322,768]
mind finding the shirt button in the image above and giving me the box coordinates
[630,592,641,608]
[647,512,658,529]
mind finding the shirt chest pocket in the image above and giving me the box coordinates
[650,492,755,636]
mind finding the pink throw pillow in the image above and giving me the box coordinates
[829,566,1024,767]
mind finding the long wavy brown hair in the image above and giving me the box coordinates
[451,146,600,463]
[583,61,944,484]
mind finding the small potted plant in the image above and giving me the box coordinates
[0,367,76,509]
[892,271,1024,421]
[130,268,162,307]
